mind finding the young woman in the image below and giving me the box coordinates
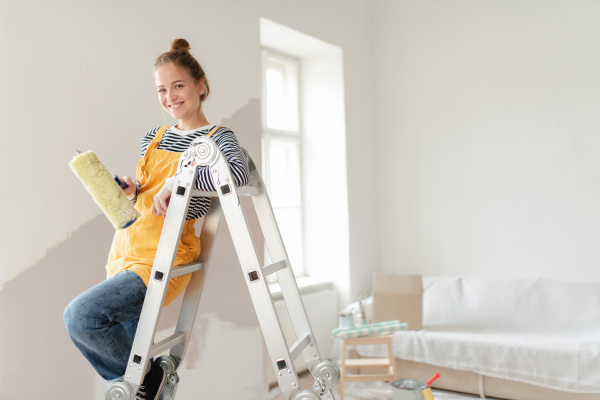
[64,38,249,400]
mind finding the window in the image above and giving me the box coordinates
[261,50,305,276]
[261,18,348,302]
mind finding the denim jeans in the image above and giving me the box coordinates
[64,270,147,381]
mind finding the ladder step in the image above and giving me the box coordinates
[149,332,186,359]
[289,334,312,361]
[262,260,288,276]
[171,260,204,278]
[191,185,262,198]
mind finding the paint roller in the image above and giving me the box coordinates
[422,373,441,400]
[69,150,140,229]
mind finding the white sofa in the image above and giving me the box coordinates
[336,276,600,400]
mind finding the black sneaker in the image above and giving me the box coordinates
[135,361,167,400]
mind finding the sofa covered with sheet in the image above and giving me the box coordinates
[334,276,600,400]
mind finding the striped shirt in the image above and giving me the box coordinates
[137,124,249,220]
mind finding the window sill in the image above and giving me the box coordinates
[269,276,334,301]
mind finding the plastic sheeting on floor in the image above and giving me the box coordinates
[268,380,499,400]
[339,381,496,400]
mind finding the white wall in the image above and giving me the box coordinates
[375,0,600,280]
[5,0,597,398]
[0,1,377,399]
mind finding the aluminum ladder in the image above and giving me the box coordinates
[105,135,340,400]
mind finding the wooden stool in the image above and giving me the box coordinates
[337,334,395,399]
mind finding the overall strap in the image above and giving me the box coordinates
[152,125,171,143]
[137,125,172,183]
[145,125,171,158]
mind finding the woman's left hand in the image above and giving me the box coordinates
[152,185,172,216]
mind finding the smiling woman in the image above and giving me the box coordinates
[154,39,210,131]
[63,38,249,400]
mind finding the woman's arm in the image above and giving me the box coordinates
[151,127,249,217]
[194,127,249,191]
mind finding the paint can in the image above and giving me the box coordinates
[391,378,427,400]
[338,311,354,329]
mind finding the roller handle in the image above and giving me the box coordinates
[114,175,128,190]
[425,373,441,387]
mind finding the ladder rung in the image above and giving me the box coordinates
[262,260,288,276]
[149,332,186,359]
[191,184,261,197]
[171,261,204,278]
[237,186,261,196]
[289,334,312,361]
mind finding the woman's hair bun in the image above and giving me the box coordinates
[170,38,191,53]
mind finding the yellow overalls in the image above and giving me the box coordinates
[105,125,204,306]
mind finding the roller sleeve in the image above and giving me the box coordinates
[69,150,140,229]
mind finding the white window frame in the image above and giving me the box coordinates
[261,48,306,277]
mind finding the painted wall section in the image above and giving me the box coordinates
[375,0,600,279]
[0,215,112,398]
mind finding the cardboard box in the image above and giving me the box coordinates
[372,274,422,330]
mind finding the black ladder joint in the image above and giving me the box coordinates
[248,270,260,282]
[176,186,187,197]
[154,270,165,282]
[220,183,232,196]
[276,358,288,371]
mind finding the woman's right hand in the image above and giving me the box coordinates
[120,176,136,199]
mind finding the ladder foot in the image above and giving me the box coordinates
[105,381,133,400]
[155,355,179,374]
[159,372,179,400]
[311,360,340,388]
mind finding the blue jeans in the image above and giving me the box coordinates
[64,270,147,381]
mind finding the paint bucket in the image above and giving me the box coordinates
[391,378,427,400]
[338,312,354,329]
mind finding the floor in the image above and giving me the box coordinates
[268,377,501,400]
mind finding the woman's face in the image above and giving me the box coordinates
[154,62,204,127]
